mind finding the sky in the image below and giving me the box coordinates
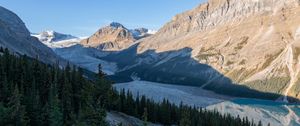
[0,0,205,37]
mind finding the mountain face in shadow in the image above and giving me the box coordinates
[101,44,287,101]
[0,6,65,65]
[53,41,299,101]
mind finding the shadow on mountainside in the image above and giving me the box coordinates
[60,43,299,103]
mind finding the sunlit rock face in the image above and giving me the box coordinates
[81,22,152,51]
[133,0,300,100]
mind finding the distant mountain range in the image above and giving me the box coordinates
[1,1,300,125]
[1,0,300,102]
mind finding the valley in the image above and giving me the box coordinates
[1,0,300,125]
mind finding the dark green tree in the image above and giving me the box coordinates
[48,81,63,126]
[8,85,28,125]
[143,108,148,126]
[179,110,191,126]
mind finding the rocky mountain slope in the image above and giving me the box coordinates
[84,0,299,102]
[81,22,153,51]
[0,6,64,64]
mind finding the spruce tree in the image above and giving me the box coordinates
[142,108,148,126]
[0,102,9,125]
[61,71,73,125]
[179,109,191,126]
[8,85,28,125]
[94,64,111,109]
[48,82,63,126]
[80,82,107,126]
[258,121,263,126]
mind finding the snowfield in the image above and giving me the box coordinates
[42,38,83,48]
[54,45,118,75]
[114,80,230,107]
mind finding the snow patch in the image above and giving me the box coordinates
[41,38,82,48]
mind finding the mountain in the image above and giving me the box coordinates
[32,30,77,43]
[95,0,300,101]
[0,6,64,64]
[32,31,83,48]
[80,22,154,51]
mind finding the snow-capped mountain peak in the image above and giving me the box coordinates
[32,31,84,49]
[32,30,78,43]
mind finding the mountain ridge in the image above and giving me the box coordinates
[0,6,66,65]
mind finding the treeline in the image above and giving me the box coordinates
[107,89,263,126]
[0,48,262,126]
[0,48,110,125]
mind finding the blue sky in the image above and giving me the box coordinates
[0,0,205,37]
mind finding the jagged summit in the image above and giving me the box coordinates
[108,22,126,29]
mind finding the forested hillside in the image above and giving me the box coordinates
[0,47,262,126]
[0,47,109,125]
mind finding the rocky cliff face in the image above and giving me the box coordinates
[81,22,152,51]
[132,0,300,100]
[0,6,64,64]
